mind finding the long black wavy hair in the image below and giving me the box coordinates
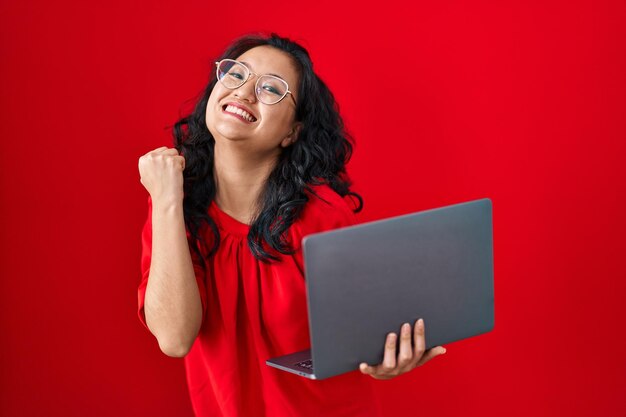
[173,32,363,265]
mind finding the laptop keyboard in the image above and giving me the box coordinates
[295,359,313,370]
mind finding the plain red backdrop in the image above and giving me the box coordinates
[1,0,624,416]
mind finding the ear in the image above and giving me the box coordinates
[280,122,303,148]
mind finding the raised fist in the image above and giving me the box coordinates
[138,146,186,205]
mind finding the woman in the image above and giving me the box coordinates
[137,33,445,417]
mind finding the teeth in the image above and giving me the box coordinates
[225,105,255,122]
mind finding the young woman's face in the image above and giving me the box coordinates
[206,45,301,154]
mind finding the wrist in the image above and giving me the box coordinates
[151,197,184,214]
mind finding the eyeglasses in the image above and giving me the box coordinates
[215,59,297,106]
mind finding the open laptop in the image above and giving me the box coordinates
[266,198,494,380]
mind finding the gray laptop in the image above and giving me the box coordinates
[266,198,494,380]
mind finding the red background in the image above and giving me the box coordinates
[1,0,624,416]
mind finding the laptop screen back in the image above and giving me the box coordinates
[302,198,494,380]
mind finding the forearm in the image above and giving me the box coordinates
[144,199,202,357]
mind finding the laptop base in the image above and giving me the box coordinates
[266,349,316,379]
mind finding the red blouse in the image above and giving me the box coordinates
[138,184,381,417]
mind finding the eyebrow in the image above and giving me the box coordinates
[240,61,286,80]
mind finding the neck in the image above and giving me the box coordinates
[212,140,280,224]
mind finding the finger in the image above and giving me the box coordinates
[397,323,413,368]
[359,362,373,375]
[382,332,397,371]
[359,362,390,379]
[174,155,186,170]
[156,148,180,156]
[148,146,169,154]
[416,346,447,367]
[360,363,389,380]
[413,318,426,362]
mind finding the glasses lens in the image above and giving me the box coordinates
[256,75,288,104]
[217,60,247,88]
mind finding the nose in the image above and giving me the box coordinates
[234,73,258,103]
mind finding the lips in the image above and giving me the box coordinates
[222,102,257,123]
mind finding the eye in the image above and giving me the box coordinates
[227,71,245,80]
[262,84,281,95]
[258,77,287,96]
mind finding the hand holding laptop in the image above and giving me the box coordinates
[359,318,446,380]
[266,198,493,380]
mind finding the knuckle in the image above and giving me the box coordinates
[382,363,395,372]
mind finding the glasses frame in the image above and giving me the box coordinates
[215,59,297,106]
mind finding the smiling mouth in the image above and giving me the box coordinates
[222,104,257,123]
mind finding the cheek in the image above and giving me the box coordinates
[262,108,295,133]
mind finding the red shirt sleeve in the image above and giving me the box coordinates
[298,185,358,235]
[137,196,209,332]
[285,185,359,270]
